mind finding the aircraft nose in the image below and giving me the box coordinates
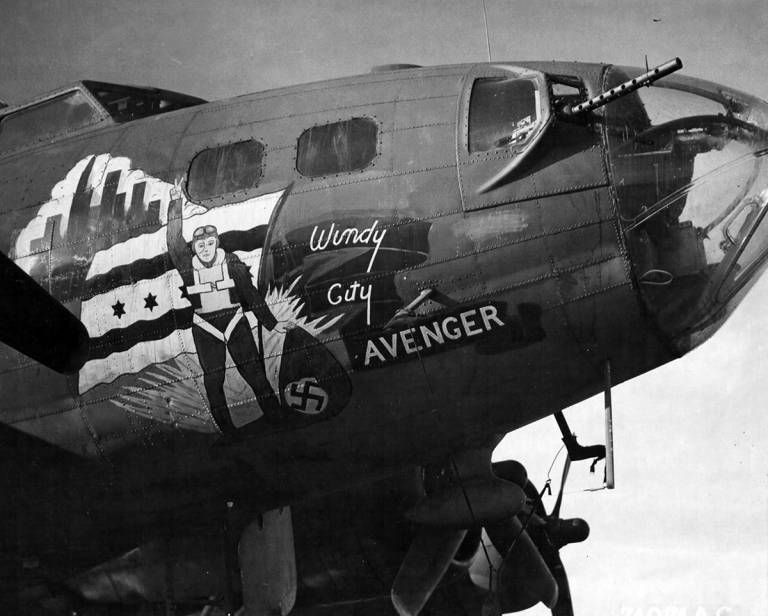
[603,65,768,351]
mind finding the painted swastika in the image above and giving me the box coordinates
[283,378,329,415]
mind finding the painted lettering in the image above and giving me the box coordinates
[355,304,511,369]
[379,333,398,358]
[480,305,504,329]
[460,309,483,336]
[327,280,372,324]
[358,282,372,303]
[309,223,335,251]
[400,328,418,353]
[309,220,387,272]
[420,321,444,348]
[442,316,462,340]
[364,339,386,366]
[327,282,343,305]
[326,280,371,304]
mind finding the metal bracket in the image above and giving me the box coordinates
[383,288,434,329]
[553,412,606,464]
[553,360,614,488]
[604,361,615,489]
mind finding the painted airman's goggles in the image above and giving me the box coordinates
[192,225,219,240]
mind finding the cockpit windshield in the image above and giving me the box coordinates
[605,67,768,350]
[82,81,205,123]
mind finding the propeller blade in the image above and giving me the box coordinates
[391,527,467,616]
[0,251,89,373]
[530,465,586,616]
[481,462,585,616]
[492,516,558,612]
[548,551,574,616]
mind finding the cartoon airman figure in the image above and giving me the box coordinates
[166,180,290,432]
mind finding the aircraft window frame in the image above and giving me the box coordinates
[614,66,768,128]
[549,75,587,115]
[604,65,768,346]
[186,139,266,202]
[296,117,379,178]
[456,64,552,205]
[0,87,109,153]
[82,80,206,123]
[459,66,550,158]
[467,77,543,153]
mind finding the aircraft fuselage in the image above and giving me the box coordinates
[2,60,767,528]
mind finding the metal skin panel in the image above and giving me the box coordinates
[186,68,465,137]
[0,63,678,549]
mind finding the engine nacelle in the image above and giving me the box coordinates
[404,478,526,527]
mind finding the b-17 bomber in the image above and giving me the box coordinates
[0,56,766,615]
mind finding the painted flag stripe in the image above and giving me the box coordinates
[82,247,265,339]
[86,189,284,281]
[83,247,266,362]
[79,329,197,394]
[78,188,284,394]
[81,269,188,337]
[82,227,268,300]
[86,308,194,362]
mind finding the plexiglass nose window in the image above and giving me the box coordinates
[605,67,768,348]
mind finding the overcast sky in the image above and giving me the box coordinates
[1,2,766,615]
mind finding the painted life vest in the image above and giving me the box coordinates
[187,248,238,314]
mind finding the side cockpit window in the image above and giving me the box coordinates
[0,90,103,152]
[468,77,542,152]
[187,139,265,201]
[83,81,205,123]
[297,117,378,177]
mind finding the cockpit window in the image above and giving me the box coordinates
[187,139,265,201]
[82,81,205,123]
[296,117,378,177]
[0,90,102,152]
[606,67,768,348]
[468,77,541,152]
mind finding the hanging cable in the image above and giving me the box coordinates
[546,444,566,483]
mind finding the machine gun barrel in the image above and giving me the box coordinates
[563,57,683,115]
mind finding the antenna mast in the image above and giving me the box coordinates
[481,0,492,62]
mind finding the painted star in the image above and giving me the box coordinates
[144,292,158,311]
[112,300,126,319]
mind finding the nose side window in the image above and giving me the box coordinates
[468,77,541,153]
